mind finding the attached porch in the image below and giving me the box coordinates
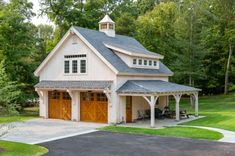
[117,80,201,128]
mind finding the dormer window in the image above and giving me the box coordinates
[154,61,157,66]
[144,60,147,65]
[132,58,159,69]
[133,59,137,65]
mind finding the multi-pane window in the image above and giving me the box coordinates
[101,24,107,29]
[97,93,108,101]
[72,60,78,73]
[80,60,86,73]
[63,92,71,100]
[49,91,60,99]
[144,60,147,65]
[64,54,87,74]
[133,59,137,65]
[64,60,70,73]
[81,92,94,101]
[132,58,158,68]
[154,61,157,66]
[109,24,114,29]
[64,54,86,58]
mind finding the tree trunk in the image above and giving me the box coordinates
[224,44,233,95]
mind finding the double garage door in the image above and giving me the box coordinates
[48,91,108,123]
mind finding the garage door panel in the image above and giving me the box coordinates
[48,91,71,120]
[96,102,108,123]
[80,92,108,123]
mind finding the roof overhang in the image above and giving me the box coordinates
[117,72,174,77]
[104,43,164,59]
[117,80,201,96]
[35,81,112,90]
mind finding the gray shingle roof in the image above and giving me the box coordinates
[103,42,163,58]
[35,81,112,90]
[74,27,173,75]
[117,80,201,94]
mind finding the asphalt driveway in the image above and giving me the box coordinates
[41,131,235,156]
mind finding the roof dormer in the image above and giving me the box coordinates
[99,15,115,37]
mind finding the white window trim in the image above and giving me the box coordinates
[64,60,70,74]
[79,59,87,74]
[131,58,160,69]
[64,54,88,75]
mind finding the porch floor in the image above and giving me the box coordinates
[120,116,204,129]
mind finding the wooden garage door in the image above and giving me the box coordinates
[48,91,72,120]
[80,92,108,123]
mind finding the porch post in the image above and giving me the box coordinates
[143,95,159,128]
[173,94,182,121]
[35,89,48,118]
[67,90,79,121]
[193,92,199,117]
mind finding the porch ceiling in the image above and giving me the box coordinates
[117,80,201,95]
[35,80,112,90]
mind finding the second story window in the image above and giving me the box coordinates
[72,60,78,73]
[149,60,152,66]
[133,59,137,65]
[144,60,147,65]
[138,59,142,65]
[80,60,86,73]
[154,61,157,66]
[64,61,70,73]
[64,54,87,74]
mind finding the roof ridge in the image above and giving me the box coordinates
[74,26,137,40]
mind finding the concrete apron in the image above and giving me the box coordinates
[0,118,107,144]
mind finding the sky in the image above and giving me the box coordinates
[4,0,54,26]
[30,0,54,26]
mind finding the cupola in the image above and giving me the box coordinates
[99,15,115,37]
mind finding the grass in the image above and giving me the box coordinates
[175,93,235,131]
[99,126,223,140]
[0,107,39,124]
[0,140,48,156]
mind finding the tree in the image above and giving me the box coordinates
[136,2,179,71]
[35,24,54,60]
[40,0,115,39]
[0,60,23,115]
[0,0,37,106]
[200,0,235,93]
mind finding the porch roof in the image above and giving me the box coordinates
[117,80,201,95]
[35,81,112,90]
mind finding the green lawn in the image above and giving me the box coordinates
[0,140,48,156]
[99,126,223,140]
[176,93,235,131]
[0,107,39,124]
